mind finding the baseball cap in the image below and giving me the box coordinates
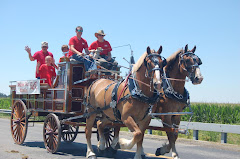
[41,41,48,47]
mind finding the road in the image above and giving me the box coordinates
[0,118,239,159]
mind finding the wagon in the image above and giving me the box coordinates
[9,54,193,155]
[9,58,121,153]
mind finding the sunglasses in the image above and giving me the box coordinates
[98,34,104,37]
[77,29,83,32]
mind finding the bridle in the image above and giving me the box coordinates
[144,53,167,79]
[179,51,202,79]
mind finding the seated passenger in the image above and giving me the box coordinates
[37,56,56,87]
[59,45,70,63]
[89,30,118,71]
[68,26,96,71]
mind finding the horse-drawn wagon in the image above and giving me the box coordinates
[9,57,121,153]
[9,45,203,159]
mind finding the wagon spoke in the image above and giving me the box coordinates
[20,123,25,131]
[15,131,19,142]
[16,103,20,118]
[21,120,26,124]
[46,136,50,143]
[52,137,57,150]
[19,107,24,119]
[70,133,73,139]
[19,112,25,121]
[12,126,17,134]
[11,122,17,128]
[70,126,74,132]
[46,122,51,130]
[13,112,18,119]
[13,128,18,139]
[109,136,113,142]
[53,126,57,132]
[17,127,20,142]
[106,139,110,147]
[53,135,58,143]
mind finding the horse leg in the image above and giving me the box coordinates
[119,116,142,150]
[155,116,172,156]
[134,118,152,159]
[134,133,147,159]
[85,114,97,159]
[96,120,106,152]
[110,126,120,150]
[169,115,181,159]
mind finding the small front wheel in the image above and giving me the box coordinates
[61,124,79,143]
[43,113,61,153]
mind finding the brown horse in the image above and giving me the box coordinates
[154,44,203,159]
[84,46,166,159]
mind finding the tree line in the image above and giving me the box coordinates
[0,93,9,98]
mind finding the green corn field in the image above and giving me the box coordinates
[182,103,240,125]
[0,98,11,110]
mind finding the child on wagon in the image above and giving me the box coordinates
[59,45,70,63]
[37,56,56,87]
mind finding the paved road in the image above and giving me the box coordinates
[0,118,239,159]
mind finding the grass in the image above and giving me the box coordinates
[0,113,11,119]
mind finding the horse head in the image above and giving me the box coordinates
[144,46,167,91]
[179,44,203,85]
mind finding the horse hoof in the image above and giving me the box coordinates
[155,148,161,156]
[87,155,97,159]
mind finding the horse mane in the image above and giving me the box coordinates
[132,52,148,73]
[165,49,183,70]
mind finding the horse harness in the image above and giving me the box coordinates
[84,73,161,123]
[84,53,165,123]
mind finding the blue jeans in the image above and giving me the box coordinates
[71,54,96,71]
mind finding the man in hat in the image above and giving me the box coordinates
[25,41,57,79]
[89,30,118,71]
[68,26,95,71]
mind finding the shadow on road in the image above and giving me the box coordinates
[22,141,167,159]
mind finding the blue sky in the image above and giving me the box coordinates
[0,0,239,103]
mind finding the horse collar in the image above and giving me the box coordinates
[128,73,160,104]
[163,72,190,105]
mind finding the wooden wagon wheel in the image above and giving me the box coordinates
[97,127,116,151]
[43,113,61,153]
[103,127,114,148]
[61,124,79,143]
[10,100,28,145]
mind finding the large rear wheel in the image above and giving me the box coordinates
[43,113,61,153]
[10,100,28,145]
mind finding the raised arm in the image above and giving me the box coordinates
[25,46,35,61]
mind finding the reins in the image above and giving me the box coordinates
[163,77,189,82]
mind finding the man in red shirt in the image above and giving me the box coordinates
[38,56,56,87]
[25,41,57,78]
[69,26,95,71]
[89,30,118,70]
